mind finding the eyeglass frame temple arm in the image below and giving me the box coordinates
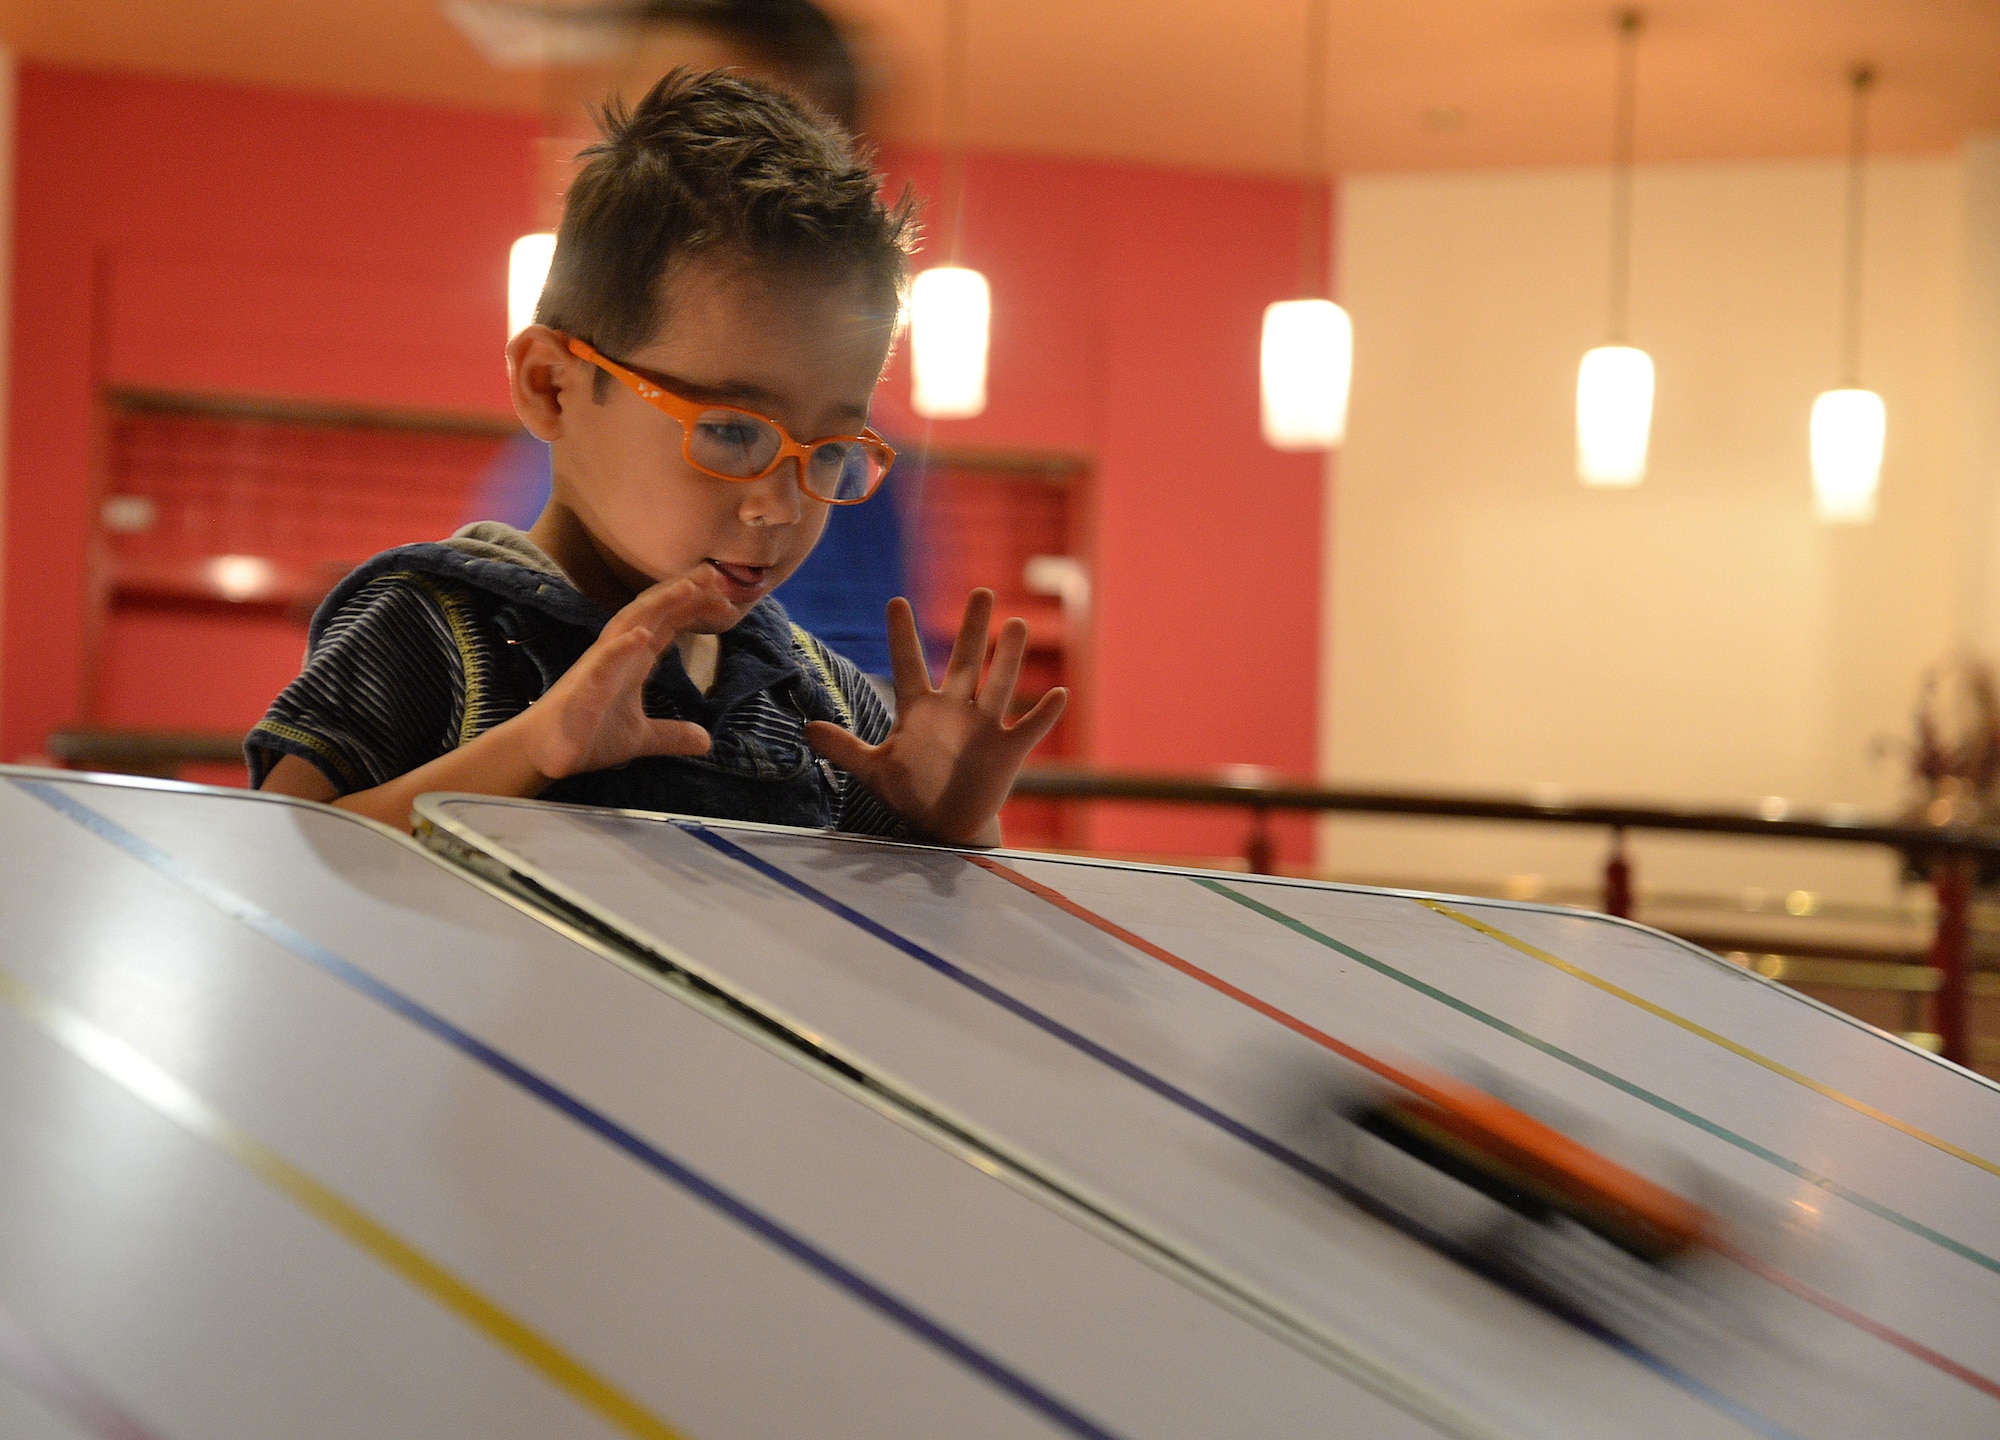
[561,336,895,503]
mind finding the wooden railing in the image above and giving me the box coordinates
[1012,764,2000,1068]
[44,729,247,776]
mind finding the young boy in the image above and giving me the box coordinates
[250,70,1063,846]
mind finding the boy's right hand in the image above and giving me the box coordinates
[521,574,737,781]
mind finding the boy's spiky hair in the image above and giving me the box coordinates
[536,67,918,378]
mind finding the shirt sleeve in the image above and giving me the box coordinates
[245,575,465,795]
[821,643,908,838]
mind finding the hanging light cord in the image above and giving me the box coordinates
[1607,9,1642,344]
[1295,0,1331,297]
[939,0,969,267]
[1840,65,1876,388]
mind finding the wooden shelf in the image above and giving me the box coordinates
[109,556,345,612]
[106,386,522,440]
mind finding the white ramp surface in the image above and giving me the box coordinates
[418,795,2000,1440]
[0,770,1447,1440]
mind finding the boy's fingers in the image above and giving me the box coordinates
[575,627,656,687]
[570,628,674,722]
[616,573,734,652]
[635,719,712,758]
[943,588,994,700]
[804,720,875,774]
[608,576,693,632]
[977,617,1028,717]
[1005,686,1068,752]
[884,597,933,704]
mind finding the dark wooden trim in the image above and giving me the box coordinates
[902,444,1090,480]
[46,728,247,768]
[104,386,524,440]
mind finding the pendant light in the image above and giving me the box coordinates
[1811,66,1884,524]
[1260,0,1351,451]
[909,0,991,419]
[505,28,601,341]
[1576,10,1653,487]
[509,232,558,337]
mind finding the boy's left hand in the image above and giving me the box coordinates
[805,589,1067,846]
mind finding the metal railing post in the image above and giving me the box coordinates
[1245,807,1275,876]
[1603,827,1634,919]
[1930,854,1975,1068]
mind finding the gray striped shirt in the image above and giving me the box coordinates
[249,524,903,836]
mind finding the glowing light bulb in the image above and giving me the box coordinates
[508,232,557,337]
[1260,299,1352,451]
[1575,344,1654,486]
[207,554,276,602]
[1810,388,1885,523]
[909,266,991,419]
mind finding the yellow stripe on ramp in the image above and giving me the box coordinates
[0,964,690,1440]
[1418,900,2000,1183]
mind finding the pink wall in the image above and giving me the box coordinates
[873,148,1325,861]
[3,65,537,758]
[6,66,1322,863]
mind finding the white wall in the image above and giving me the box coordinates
[1961,136,2000,658]
[1322,148,1988,901]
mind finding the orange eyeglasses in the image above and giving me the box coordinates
[567,338,895,505]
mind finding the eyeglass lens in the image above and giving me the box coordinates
[688,411,883,502]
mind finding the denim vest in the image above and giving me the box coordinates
[310,541,854,828]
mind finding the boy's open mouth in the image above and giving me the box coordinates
[705,559,773,601]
